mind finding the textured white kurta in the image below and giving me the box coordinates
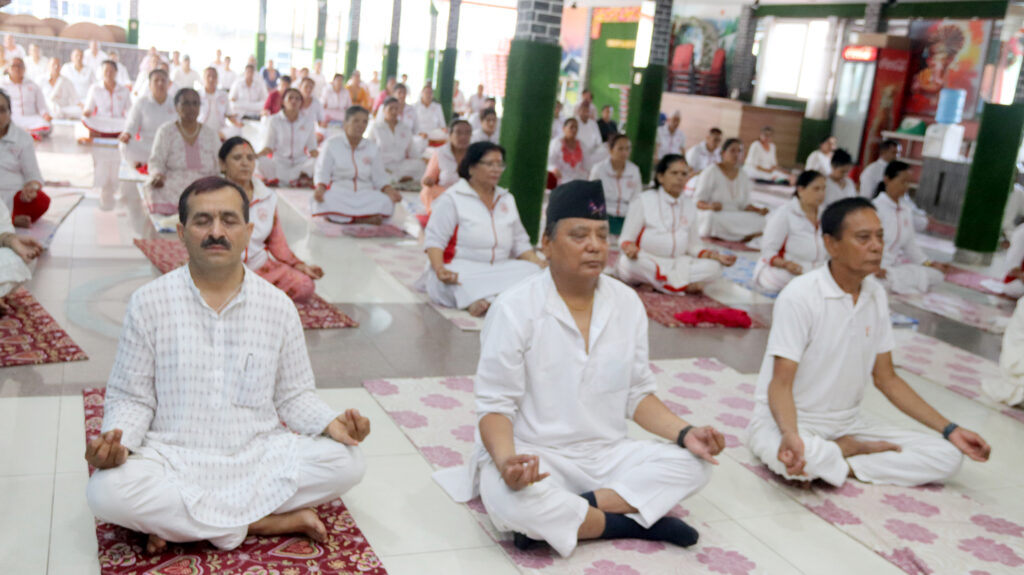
[746,266,963,487]
[146,122,221,212]
[547,138,589,186]
[0,199,33,297]
[42,75,82,119]
[412,101,446,135]
[805,150,832,176]
[229,78,269,116]
[873,192,942,294]
[60,63,93,101]
[369,119,424,181]
[84,83,130,118]
[96,266,344,527]
[695,164,765,241]
[312,135,393,223]
[120,94,177,165]
[433,271,712,557]
[199,89,232,133]
[754,197,826,295]
[0,78,50,125]
[616,188,721,293]
[320,87,352,123]
[982,297,1024,406]
[0,124,43,206]
[655,125,686,160]
[824,176,857,207]
[589,159,642,218]
[258,113,317,184]
[685,143,721,173]
[419,179,540,309]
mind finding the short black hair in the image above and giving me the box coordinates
[709,127,722,135]
[174,87,199,105]
[879,138,900,152]
[830,148,853,168]
[562,117,578,128]
[345,105,369,121]
[101,59,117,70]
[382,96,399,108]
[875,160,911,197]
[218,136,253,162]
[655,153,687,178]
[450,118,471,131]
[607,133,630,149]
[458,141,505,179]
[480,108,497,121]
[178,176,250,224]
[794,170,825,197]
[822,197,875,239]
[279,74,292,84]
[148,68,169,80]
[721,138,742,153]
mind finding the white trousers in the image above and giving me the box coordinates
[479,438,712,558]
[884,264,944,295]
[258,155,316,184]
[615,253,722,294]
[0,247,33,298]
[419,258,541,309]
[755,266,800,295]
[119,137,154,166]
[745,411,962,487]
[312,187,395,224]
[385,158,426,183]
[231,101,263,118]
[86,436,365,551]
[698,210,766,242]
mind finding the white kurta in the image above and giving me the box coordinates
[229,78,269,117]
[312,135,393,223]
[84,83,130,118]
[982,297,1024,406]
[120,95,177,165]
[746,266,963,487]
[589,159,642,218]
[616,189,721,293]
[419,179,540,309]
[321,87,352,124]
[0,124,43,207]
[873,192,942,294]
[172,68,201,94]
[259,113,317,184]
[199,89,231,133]
[824,176,857,207]
[429,143,461,191]
[452,90,467,115]
[577,118,605,163]
[547,138,589,186]
[244,180,280,271]
[1003,184,1024,239]
[219,69,238,91]
[86,266,364,549]
[42,75,82,119]
[685,143,721,173]
[695,164,765,241]
[0,200,32,298]
[82,49,104,73]
[805,150,832,176]
[467,93,488,115]
[993,224,1024,298]
[859,159,887,199]
[471,128,499,145]
[412,101,446,135]
[368,119,423,182]
[60,63,93,101]
[656,125,686,160]
[0,78,50,134]
[433,271,712,558]
[754,197,826,294]
[146,122,221,213]
[744,141,789,181]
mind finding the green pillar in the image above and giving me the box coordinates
[125,0,139,45]
[381,0,401,91]
[425,2,439,83]
[313,0,328,62]
[438,0,461,123]
[255,0,267,69]
[954,103,1024,261]
[344,42,359,77]
[344,0,361,78]
[625,0,672,184]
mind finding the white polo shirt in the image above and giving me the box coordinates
[754,265,894,419]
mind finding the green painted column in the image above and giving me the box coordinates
[954,103,1024,262]
[626,0,672,185]
[344,0,361,78]
[501,1,564,242]
[438,0,461,123]
[425,2,439,83]
[126,0,139,45]
[255,0,267,69]
[313,0,328,63]
[381,0,401,91]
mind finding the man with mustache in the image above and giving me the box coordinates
[435,180,725,557]
[85,176,370,553]
[746,197,991,486]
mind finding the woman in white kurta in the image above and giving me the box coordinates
[119,69,177,168]
[548,118,589,187]
[804,136,835,176]
[421,119,472,212]
[82,61,130,138]
[145,89,221,215]
[470,108,500,145]
[421,142,545,316]
[823,149,856,207]
[754,170,828,294]
[257,89,318,188]
[982,297,1024,406]
[872,160,948,294]
[298,77,326,135]
[589,134,642,235]
[0,58,51,137]
[617,154,734,294]
[42,58,81,119]
[313,106,401,225]
[696,138,769,242]
[0,91,50,227]
[744,127,791,182]
[320,74,351,124]
[369,97,424,183]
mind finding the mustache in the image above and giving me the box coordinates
[201,236,231,249]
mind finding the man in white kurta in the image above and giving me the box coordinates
[61,50,93,103]
[467,84,487,116]
[1,59,52,136]
[744,128,791,182]
[199,67,237,138]
[369,97,424,182]
[873,189,944,294]
[435,181,724,558]
[41,58,82,119]
[746,197,990,487]
[823,150,856,207]
[119,69,177,167]
[859,140,900,199]
[655,112,686,161]
[321,74,352,124]
[86,177,368,552]
[982,297,1024,406]
[685,128,722,173]
[229,65,269,118]
[576,105,605,165]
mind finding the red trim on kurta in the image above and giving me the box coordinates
[654,263,689,292]
[635,226,646,249]
[443,225,459,264]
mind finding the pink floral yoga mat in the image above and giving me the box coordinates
[0,287,88,367]
[944,266,1014,299]
[365,360,1024,575]
[276,188,409,238]
[892,291,1012,335]
[82,388,387,575]
[132,238,358,330]
[635,285,767,329]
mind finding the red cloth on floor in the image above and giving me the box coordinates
[12,190,51,223]
[135,163,149,175]
[674,307,753,328]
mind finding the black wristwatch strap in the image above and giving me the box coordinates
[942,422,959,441]
[677,425,694,449]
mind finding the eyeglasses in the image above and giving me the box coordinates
[479,161,506,170]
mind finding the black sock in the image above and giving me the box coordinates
[601,512,700,548]
[514,492,598,550]
[580,491,598,508]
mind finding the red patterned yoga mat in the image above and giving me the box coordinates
[82,388,387,575]
[636,285,767,329]
[944,266,1013,299]
[132,238,358,330]
[0,288,88,367]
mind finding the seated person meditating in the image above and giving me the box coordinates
[119,68,176,171]
[0,89,50,227]
[257,88,318,188]
[228,64,269,119]
[745,197,990,487]
[589,133,642,235]
[616,154,735,294]
[982,297,1024,406]
[744,126,791,183]
[754,171,829,295]
[42,57,83,120]
[872,161,949,294]
[421,119,472,212]
[695,138,768,242]
[547,117,589,187]
[0,198,43,315]
[86,176,369,553]
[313,106,401,225]
[804,135,836,176]
[435,181,725,557]
[470,109,500,145]
[321,73,351,125]
[82,60,130,139]
[146,88,221,215]
[420,141,545,317]
[0,57,52,137]
[221,137,324,301]
[823,149,856,206]
[369,96,424,184]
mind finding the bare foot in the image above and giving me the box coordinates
[249,508,327,542]
[741,232,763,243]
[361,215,384,226]
[468,299,491,317]
[0,298,12,317]
[835,435,902,458]
[684,283,705,294]
[146,533,167,554]
[13,215,32,228]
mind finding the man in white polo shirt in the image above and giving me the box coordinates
[745,197,991,487]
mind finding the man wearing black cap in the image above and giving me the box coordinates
[434,180,726,557]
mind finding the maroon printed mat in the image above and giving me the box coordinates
[0,287,88,366]
[133,238,358,330]
[83,388,387,575]
[635,285,767,329]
